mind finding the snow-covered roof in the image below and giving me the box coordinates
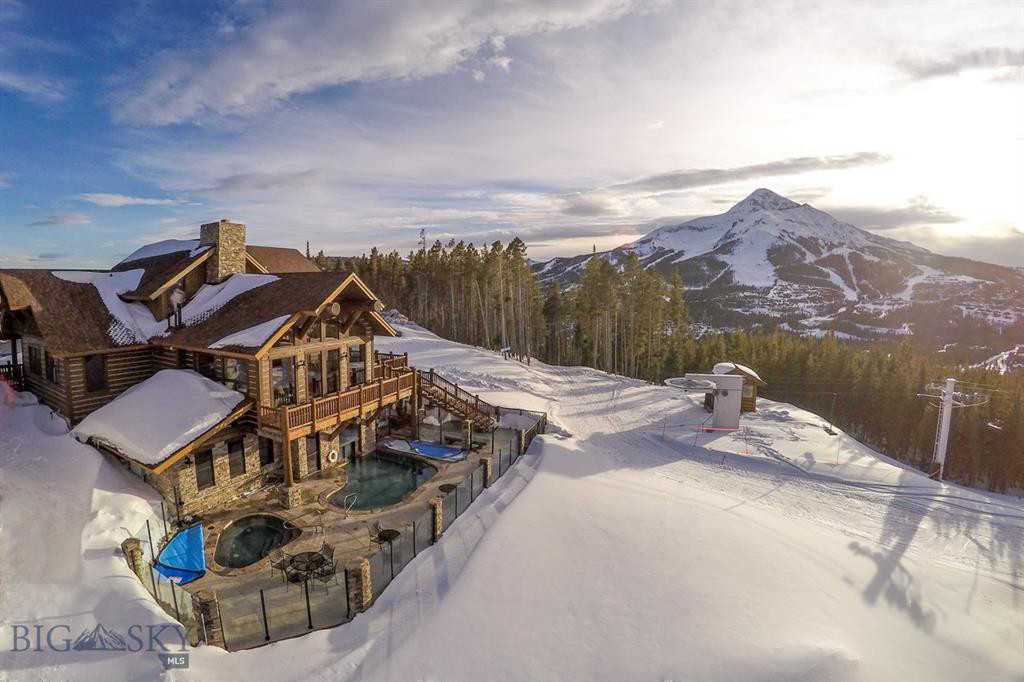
[51,271,279,346]
[72,369,248,467]
[117,239,208,266]
[712,362,764,383]
[210,314,291,349]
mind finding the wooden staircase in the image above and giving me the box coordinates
[417,368,498,431]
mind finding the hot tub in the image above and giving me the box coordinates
[213,514,301,569]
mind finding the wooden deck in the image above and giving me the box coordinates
[258,354,414,438]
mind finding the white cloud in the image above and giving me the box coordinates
[28,212,91,226]
[115,0,642,125]
[108,1,1023,264]
[79,193,179,207]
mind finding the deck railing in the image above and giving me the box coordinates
[259,368,415,432]
[419,368,499,426]
[0,364,23,390]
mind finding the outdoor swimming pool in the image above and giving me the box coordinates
[329,453,436,511]
[213,514,301,569]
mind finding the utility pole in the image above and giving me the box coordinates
[930,378,956,480]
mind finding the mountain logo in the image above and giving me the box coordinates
[71,623,129,651]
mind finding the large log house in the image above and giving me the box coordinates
[0,220,421,516]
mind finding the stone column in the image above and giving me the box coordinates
[481,457,493,487]
[518,429,527,455]
[121,538,145,579]
[191,590,226,649]
[279,484,302,509]
[358,416,376,455]
[344,558,372,613]
[428,496,444,540]
[462,420,472,448]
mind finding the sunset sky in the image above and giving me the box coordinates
[2,0,1022,268]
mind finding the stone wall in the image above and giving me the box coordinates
[152,432,276,517]
[199,220,246,283]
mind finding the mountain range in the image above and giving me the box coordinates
[533,189,1023,355]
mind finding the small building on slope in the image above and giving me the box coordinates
[705,362,766,413]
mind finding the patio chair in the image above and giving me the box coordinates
[367,521,383,551]
[320,542,335,562]
[311,560,339,593]
[268,549,291,583]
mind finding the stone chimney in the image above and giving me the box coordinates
[199,220,246,283]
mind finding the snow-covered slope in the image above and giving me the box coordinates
[534,189,1024,341]
[974,344,1024,374]
[1,321,1021,681]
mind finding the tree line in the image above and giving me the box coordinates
[320,240,1023,493]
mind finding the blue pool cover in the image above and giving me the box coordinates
[154,524,206,584]
[387,439,466,461]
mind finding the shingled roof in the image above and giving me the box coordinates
[155,271,395,353]
[0,270,142,355]
[246,246,320,273]
[113,248,211,300]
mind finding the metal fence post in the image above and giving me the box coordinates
[146,519,155,562]
[170,581,181,621]
[304,580,313,629]
[259,589,270,641]
[160,501,169,539]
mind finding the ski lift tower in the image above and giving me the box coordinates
[665,373,744,430]
[919,378,989,480]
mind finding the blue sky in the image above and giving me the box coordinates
[2,0,1023,268]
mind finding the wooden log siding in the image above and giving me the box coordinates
[66,348,156,420]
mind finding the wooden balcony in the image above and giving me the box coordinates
[258,369,415,438]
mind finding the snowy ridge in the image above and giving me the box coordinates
[533,189,1024,341]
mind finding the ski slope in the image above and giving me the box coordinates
[0,320,1021,681]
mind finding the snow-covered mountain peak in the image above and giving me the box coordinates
[729,188,802,213]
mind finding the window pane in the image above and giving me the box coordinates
[326,349,340,394]
[307,352,322,398]
[223,358,248,394]
[271,357,295,407]
[85,355,107,392]
[28,346,40,374]
[195,353,217,379]
[324,320,340,339]
[348,344,363,363]
[228,439,246,478]
[195,450,215,490]
[308,322,321,342]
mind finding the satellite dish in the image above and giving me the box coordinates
[329,301,341,316]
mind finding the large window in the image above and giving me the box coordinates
[271,357,296,407]
[275,330,294,347]
[326,349,340,394]
[227,438,246,478]
[194,449,215,490]
[348,344,364,364]
[44,351,61,386]
[84,354,107,392]
[258,437,275,467]
[223,358,248,394]
[324,320,340,339]
[27,346,40,374]
[306,352,322,398]
[308,322,321,342]
[195,353,217,380]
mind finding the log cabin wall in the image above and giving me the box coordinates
[20,334,69,417]
[66,347,155,422]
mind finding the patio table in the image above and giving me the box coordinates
[287,551,326,582]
